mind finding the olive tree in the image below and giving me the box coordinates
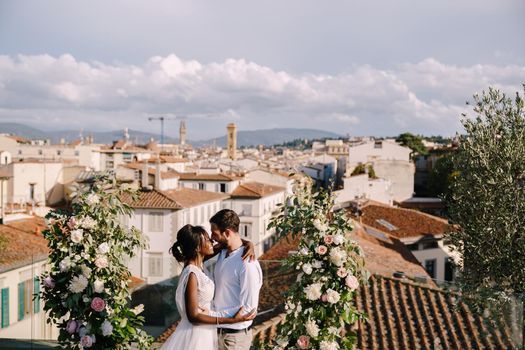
[446,86,525,345]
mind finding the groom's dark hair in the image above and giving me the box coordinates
[210,209,239,233]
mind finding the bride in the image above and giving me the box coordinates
[160,224,256,350]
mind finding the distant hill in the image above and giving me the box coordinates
[0,122,178,144]
[196,128,342,147]
[0,123,341,147]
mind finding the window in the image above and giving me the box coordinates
[147,253,163,277]
[444,257,455,282]
[192,183,198,190]
[241,204,252,216]
[123,153,132,162]
[220,183,227,193]
[198,183,205,190]
[18,279,33,321]
[38,149,43,155]
[240,223,251,238]
[148,212,164,232]
[57,150,62,156]
[1,287,8,328]
[421,240,439,250]
[29,184,35,201]
[74,150,79,156]
[424,259,437,279]
[374,141,382,149]
[17,150,22,155]
[33,277,40,313]
[407,243,419,251]
[105,160,114,169]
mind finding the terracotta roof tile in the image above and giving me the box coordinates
[0,217,49,272]
[353,204,450,239]
[231,182,285,198]
[120,189,182,210]
[252,275,518,349]
[163,188,229,208]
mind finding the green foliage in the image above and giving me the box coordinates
[396,132,429,159]
[446,86,525,305]
[40,173,153,349]
[267,178,369,349]
[427,154,457,197]
[350,163,377,179]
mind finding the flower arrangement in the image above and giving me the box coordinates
[39,173,153,349]
[268,178,369,350]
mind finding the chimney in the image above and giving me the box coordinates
[142,160,149,188]
[154,158,161,189]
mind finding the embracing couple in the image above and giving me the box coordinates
[160,209,263,350]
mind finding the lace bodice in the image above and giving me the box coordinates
[176,264,215,321]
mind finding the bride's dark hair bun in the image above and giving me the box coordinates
[169,224,208,263]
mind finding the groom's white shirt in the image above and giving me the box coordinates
[211,247,263,329]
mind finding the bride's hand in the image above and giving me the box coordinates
[233,307,256,322]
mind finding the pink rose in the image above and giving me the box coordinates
[316,245,327,255]
[67,217,77,229]
[296,335,310,349]
[337,267,348,278]
[44,276,55,289]
[321,294,328,302]
[345,275,359,291]
[90,297,106,312]
[66,319,78,334]
[80,335,93,348]
[94,256,108,269]
[323,235,334,245]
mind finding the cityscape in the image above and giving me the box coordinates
[0,1,524,349]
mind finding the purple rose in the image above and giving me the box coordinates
[43,276,55,289]
[66,319,78,334]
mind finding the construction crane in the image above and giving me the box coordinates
[147,116,182,153]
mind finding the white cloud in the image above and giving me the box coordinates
[0,53,523,139]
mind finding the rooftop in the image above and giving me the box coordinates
[231,182,286,199]
[0,216,48,273]
[163,187,229,208]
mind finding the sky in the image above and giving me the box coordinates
[0,0,524,140]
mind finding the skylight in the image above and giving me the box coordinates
[376,218,398,231]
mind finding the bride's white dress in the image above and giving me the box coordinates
[160,264,217,350]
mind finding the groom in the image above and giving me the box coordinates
[209,209,263,350]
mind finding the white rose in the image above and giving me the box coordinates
[70,229,84,244]
[320,340,340,350]
[312,260,323,269]
[332,234,345,245]
[299,247,309,255]
[296,303,302,313]
[81,217,97,230]
[326,289,341,304]
[329,247,347,267]
[305,319,320,337]
[275,337,289,347]
[93,280,104,293]
[59,257,72,272]
[95,256,108,269]
[101,320,113,336]
[304,282,323,301]
[313,219,328,232]
[86,193,100,205]
[302,263,313,275]
[328,327,339,335]
[97,243,110,255]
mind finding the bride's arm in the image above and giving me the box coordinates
[185,272,255,325]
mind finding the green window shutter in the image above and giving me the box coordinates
[1,288,9,328]
[33,277,40,314]
[18,282,24,321]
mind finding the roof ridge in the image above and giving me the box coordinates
[238,183,263,196]
[367,203,449,224]
[154,189,184,209]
